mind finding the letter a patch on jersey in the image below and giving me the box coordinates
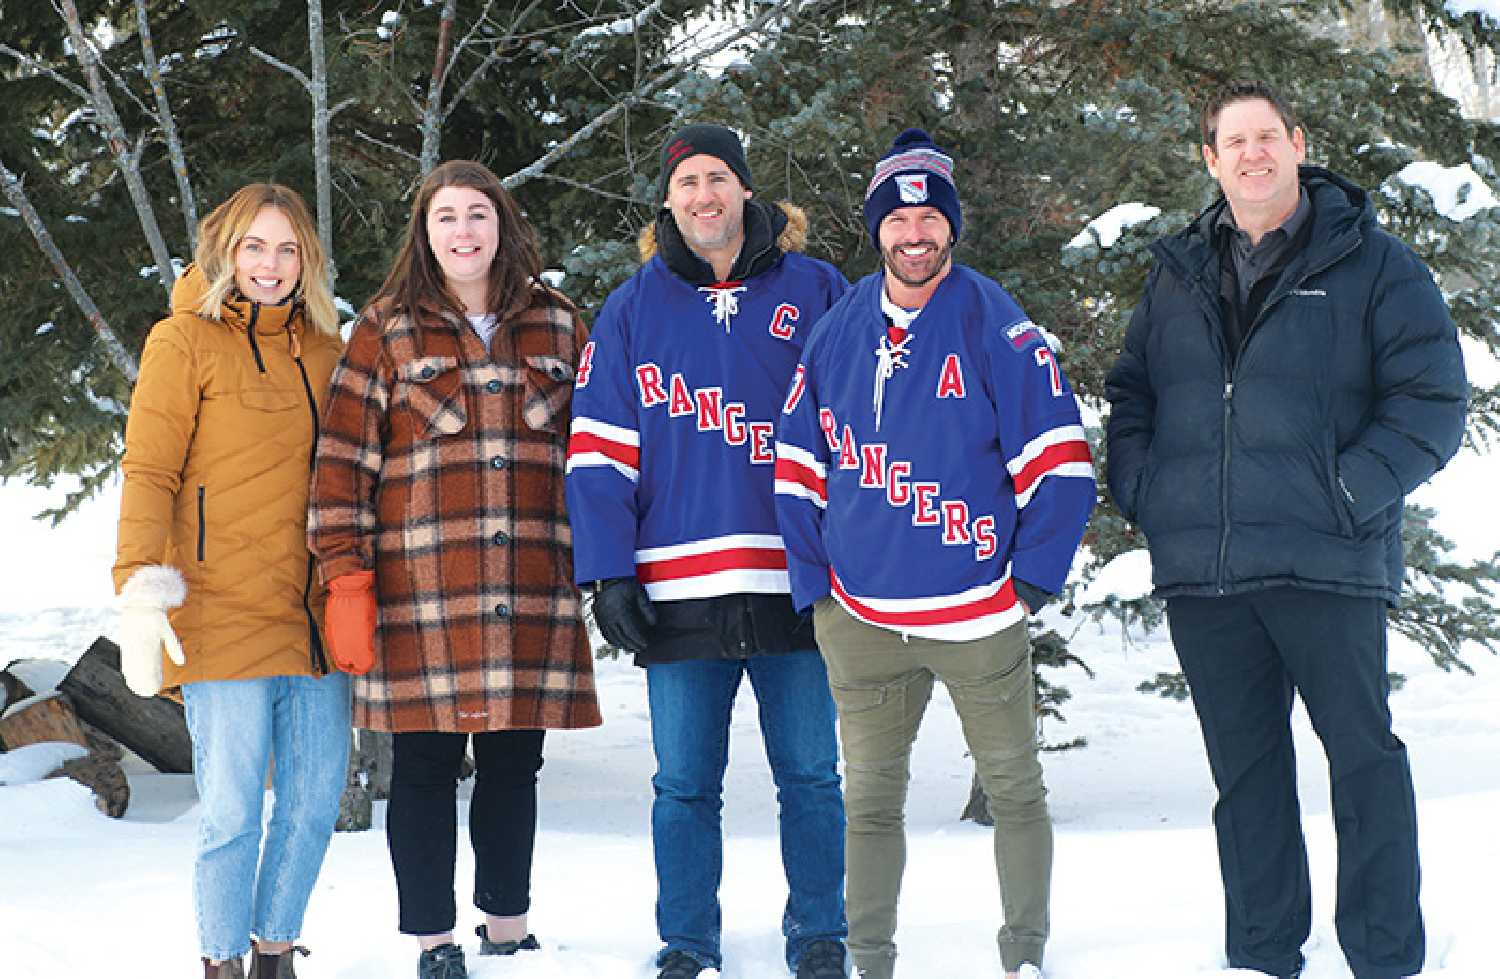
[936,353,966,399]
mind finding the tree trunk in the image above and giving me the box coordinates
[960,768,995,826]
[135,0,198,250]
[64,721,131,818]
[1,667,35,713]
[0,690,89,750]
[0,161,140,382]
[336,728,393,832]
[57,637,192,774]
[419,0,459,177]
[306,0,336,285]
[56,0,178,298]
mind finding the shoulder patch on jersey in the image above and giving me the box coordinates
[1005,319,1044,350]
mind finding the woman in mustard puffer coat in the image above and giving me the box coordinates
[112,184,351,979]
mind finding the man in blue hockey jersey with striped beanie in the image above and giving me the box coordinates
[774,128,1096,979]
[566,123,850,979]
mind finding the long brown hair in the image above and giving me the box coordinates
[370,160,544,323]
[194,183,338,336]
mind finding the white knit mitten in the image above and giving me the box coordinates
[116,566,187,697]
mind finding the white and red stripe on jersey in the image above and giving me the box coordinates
[634,533,790,600]
[1009,424,1094,509]
[566,417,641,482]
[830,569,1025,642]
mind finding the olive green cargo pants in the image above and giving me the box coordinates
[814,600,1051,977]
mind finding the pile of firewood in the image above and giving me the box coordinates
[2,637,400,830]
[0,637,191,817]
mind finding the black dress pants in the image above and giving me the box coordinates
[388,729,546,935]
[1167,587,1423,979]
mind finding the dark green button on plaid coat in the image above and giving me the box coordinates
[309,285,601,733]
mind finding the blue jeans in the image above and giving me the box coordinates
[646,650,847,972]
[183,672,352,960]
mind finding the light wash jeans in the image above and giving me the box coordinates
[646,650,847,972]
[182,672,351,960]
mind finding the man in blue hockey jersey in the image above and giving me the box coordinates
[774,129,1096,979]
[566,124,850,979]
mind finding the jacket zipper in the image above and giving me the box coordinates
[196,485,206,561]
[245,303,266,373]
[1200,234,1364,593]
[292,336,329,675]
[1216,382,1233,594]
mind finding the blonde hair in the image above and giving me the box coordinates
[193,184,338,336]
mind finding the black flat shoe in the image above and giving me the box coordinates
[475,925,541,956]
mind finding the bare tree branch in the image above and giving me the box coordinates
[54,0,177,298]
[442,0,546,119]
[353,129,420,162]
[92,39,159,125]
[502,1,799,191]
[535,170,642,203]
[440,0,530,114]
[135,0,197,250]
[2,159,139,382]
[248,46,312,89]
[0,43,91,102]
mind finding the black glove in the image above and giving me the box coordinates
[1013,579,1054,614]
[593,577,658,654]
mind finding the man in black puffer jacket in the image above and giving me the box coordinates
[1106,81,1467,979]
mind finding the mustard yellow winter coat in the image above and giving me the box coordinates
[113,265,343,690]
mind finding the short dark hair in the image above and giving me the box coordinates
[1201,80,1300,148]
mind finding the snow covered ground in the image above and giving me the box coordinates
[2,417,1497,977]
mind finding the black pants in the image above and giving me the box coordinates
[388,729,546,935]
[1167,588,1423,979]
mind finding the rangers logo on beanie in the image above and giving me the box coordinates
[863,128,961,246]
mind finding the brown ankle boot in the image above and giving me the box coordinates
[202,958,247,979]
[247,945,309,978]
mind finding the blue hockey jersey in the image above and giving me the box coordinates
[774,264,1095,641]
[566,249,850,600]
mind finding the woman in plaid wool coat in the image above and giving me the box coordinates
[308,160,601,979]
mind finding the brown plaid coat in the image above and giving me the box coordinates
[308,284,601,733]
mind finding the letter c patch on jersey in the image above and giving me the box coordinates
[768,303,800,340]
[936,353,966,399]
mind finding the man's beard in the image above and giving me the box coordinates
[682,210,744,255]
[882,238,954,289]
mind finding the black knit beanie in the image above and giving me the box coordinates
[659,124,754,201]
[863,128,961,246]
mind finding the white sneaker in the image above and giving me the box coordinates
[1014,965,1044,979]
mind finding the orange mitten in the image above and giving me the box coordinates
[325,571,377,675]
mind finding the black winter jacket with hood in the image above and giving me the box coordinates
[1105,166,1467,604]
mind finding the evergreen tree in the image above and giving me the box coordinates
[5,0,1498,704]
